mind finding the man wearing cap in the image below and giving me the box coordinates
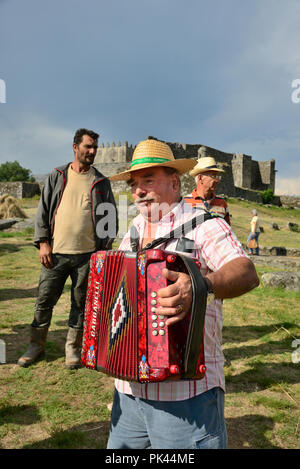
[107,137,259,449]
[185,156,231,225]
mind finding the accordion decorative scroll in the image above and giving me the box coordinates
[81,249,208,383]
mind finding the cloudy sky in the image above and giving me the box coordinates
[1,0,300,195]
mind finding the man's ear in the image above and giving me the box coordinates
[72,142,77,153]
[172,173,180,191]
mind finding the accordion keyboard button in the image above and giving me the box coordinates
[159,321,165,327]
[151,292,157,297]
[159,330,165,336]
[152,322,158,328]
[151,307,156,312]
[151,299,157,305]
[152,330,158,336]
[152,314,157,320]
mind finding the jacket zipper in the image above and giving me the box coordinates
[51,169,66,237]
[90,177,105,227]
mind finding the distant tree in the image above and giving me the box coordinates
[0,161,35,182]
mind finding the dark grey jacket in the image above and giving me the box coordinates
[34,163,118,251]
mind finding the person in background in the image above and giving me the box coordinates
[247,209,260,255]
[184,156,230,225]
[17,128,118,369]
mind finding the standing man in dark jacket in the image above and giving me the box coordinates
[18,128,118,369]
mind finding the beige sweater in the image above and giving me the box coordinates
[52,166,96,254]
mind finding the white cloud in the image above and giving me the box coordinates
[0,113,74,174]
[275,177,300,196]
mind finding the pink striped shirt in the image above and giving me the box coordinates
[115,200,247,401]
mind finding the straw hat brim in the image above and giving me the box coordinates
[110,158,197,181]
[190,166,225,177]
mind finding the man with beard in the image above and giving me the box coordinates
[18,128,118,369]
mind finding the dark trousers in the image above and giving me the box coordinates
[31,252,93,330]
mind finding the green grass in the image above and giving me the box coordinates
[0,197,299,449]
[226,197,300,249]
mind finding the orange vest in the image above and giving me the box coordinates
[184,189,231,225]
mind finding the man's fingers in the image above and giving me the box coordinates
[154,305,186,326]
[157,268,179,298]
[161,267,179,282]
[40,255,53,269]
[158,293,181,308]
[153,267,193,325]
[165,310,186,326]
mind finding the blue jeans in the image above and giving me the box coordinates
[247,231,260,255]
[107,387,227,449]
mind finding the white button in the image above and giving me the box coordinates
[151,307,156,312]
[158,315,165,320]
[151,292,157,298]
[152,330,158,336]
[152,322,158,328]
[159,321,165,328]
[151,299,157,305]
[152,314,157,320]
[159,330,165,336]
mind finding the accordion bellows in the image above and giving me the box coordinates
[81,249,207,383]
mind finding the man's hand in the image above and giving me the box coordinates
[156,268,192,326]
[39,241,53,269]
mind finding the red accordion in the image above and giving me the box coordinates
[81,249,207,382]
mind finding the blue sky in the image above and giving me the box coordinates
[1,0,300,194]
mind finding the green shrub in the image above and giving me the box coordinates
[261,188,274,204]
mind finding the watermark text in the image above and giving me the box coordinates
[291,79,300,103]
[0,79,6,103]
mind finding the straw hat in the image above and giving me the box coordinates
[189,156,225,177]
[109,138,197,181]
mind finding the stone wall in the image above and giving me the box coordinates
[97,141,134,163]
[94,161,270,203]
[0,182,40,199]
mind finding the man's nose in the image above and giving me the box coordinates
[135,186,147,198]
[88,146,97,155]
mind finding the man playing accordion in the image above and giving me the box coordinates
[105,137,259,449]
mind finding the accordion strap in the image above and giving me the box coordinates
[178,254,207,378]
[130,211,216,252]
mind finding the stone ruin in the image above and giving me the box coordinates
[93,137,276,202]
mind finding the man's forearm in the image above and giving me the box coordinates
[205,257,259,299]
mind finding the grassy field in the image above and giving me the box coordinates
[228,197,300,248]
[0,197,299,449]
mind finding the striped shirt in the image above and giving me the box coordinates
[184,189,231,225]
[115,199,247,401]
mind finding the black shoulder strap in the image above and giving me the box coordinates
[178,254,207,378]
[139,212,217,251]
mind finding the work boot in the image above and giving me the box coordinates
[65,327,83,370]
[17,326,48,367]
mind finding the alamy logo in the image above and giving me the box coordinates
[291,339,300,363]
[0,79,6,103]
[291,79,300,103]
